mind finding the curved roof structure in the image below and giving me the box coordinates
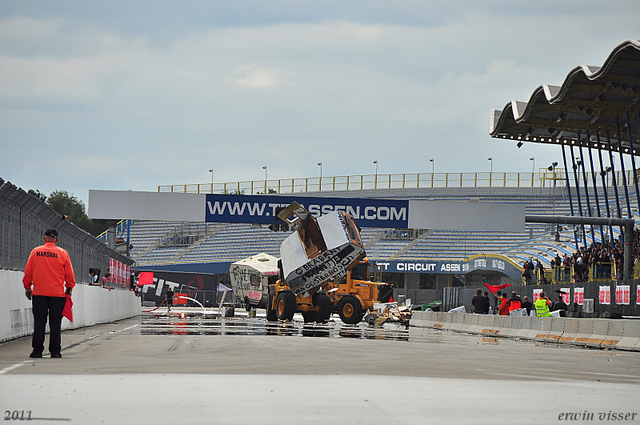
[490,39,640,154]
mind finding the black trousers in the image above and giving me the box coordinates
[32,296,66,354]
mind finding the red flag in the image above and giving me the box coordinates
[483,282,511,294]
[138,272,154,286]
[62,294,73,322]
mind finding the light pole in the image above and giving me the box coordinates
[529,157,535,194]
[209,168,214,193]
[262,166,267,193]
[487,157,493,187]
[373,160,378,188]
[429,158,435,187]
[317,162,323,190]
[548,162,558,213]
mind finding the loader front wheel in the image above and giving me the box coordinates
[276,292,296,322]
[338,296,363,324]
[265,286,277,322]
[315,294,333,323]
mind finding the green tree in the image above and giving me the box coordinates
[46,190,109,236]
[28,189,47,202]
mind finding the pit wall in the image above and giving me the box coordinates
[0,270,141,343]
[410,310,640,351]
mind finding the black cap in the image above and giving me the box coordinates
[44,229,58,238]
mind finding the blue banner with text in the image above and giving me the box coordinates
[205,194,409,228]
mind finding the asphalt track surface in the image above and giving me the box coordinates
[1,309,639,425]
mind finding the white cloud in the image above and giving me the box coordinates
[233,67,288,89]
[0,4,638,205]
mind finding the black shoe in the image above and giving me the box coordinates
[29,351,42,358]
[50,352,62,359]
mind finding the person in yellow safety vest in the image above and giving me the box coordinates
[535,291,552,317]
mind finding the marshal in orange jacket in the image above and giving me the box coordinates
[23,242,76,297]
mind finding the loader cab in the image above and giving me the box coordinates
[349,262,367,281]
[338,260,381,285]
[368,262,384,283]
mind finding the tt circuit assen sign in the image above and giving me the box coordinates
[377,260,463,274]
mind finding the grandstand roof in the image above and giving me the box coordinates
[490,39,640,154]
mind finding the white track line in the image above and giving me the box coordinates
[0,360,32,375]
[0,324,139,375]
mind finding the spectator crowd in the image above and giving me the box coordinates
[522,227,640,283]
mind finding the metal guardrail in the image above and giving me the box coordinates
[522,261,640,285]
[159,171,559,194]
[157,169,638,195]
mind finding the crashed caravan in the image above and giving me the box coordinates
[278,202,366,297]
[228,253,279,310]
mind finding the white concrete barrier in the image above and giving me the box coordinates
[560,317,579,344]
[1,270,141,343]
[604,320,624,347]
[498,316,513,336]
[578,319,622,348]
[433,312,447,330]
[515,316,532,339]
[525,316,542,340]
[448,313,465,331]
[570,318,594,347]
[409,311,640,351]
[468,313,483,333]
[408,310,428,327]
[534,317,553,341]
[543,317,566,343]
[501,316,520,338]
[460,313,473,333]
[573,318,597,347]
[425,311,438,327]
[481,315,501,337]
[618,320,640,350]
[411,311,438,328]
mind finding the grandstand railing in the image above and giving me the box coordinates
[521,262,640,285]
[158,168,639,195]
[97,220,129,243]
[159,170,557,194]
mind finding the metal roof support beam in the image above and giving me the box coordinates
[569,145,587,246]
[615,117,633,219]
[577,134,596,245]
[626,111,640,212]
[586,130,606,239]
[525,215,634,283]
[605,131,624,241]
[596,134,616,243]
[561,145,580,248]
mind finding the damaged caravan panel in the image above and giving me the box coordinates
[278,203,366,296]
[229,253,279,309]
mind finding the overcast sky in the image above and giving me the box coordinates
[1,1,638,206]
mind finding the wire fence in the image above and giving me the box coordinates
[0,178,132,281]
